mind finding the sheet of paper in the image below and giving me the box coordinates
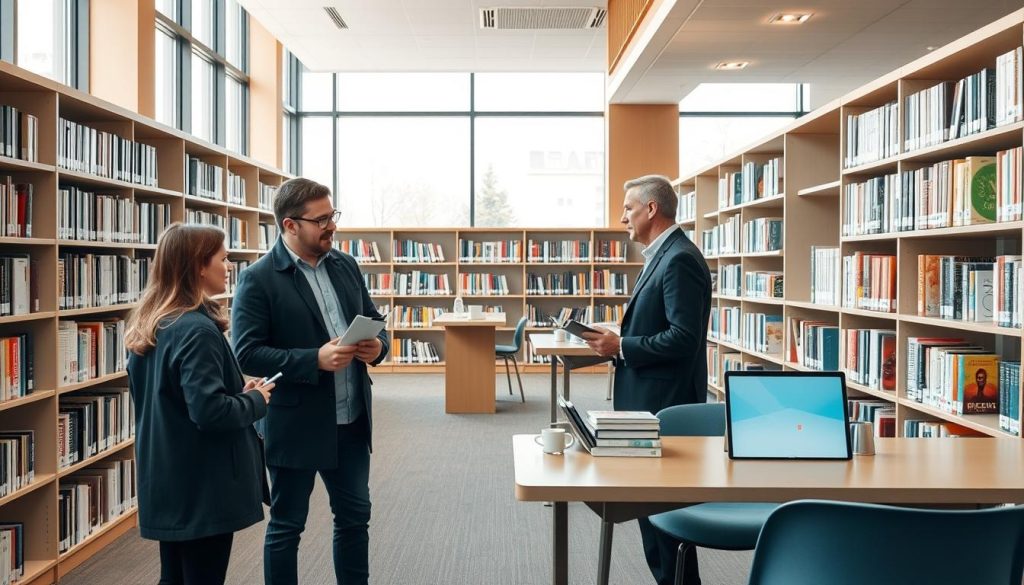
[337,314,386,346]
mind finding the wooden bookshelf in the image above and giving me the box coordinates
[339,227,643,372]
[0,57,289,583]
[682,8,1024,440]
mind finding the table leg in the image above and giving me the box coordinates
[549,357,558,424]
[563,360,571,402]
[553,501,568,585]
[597,518,614,585]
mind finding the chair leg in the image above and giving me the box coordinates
[674,542,692,585]
[503,356,513,396]
[511,355,525,402]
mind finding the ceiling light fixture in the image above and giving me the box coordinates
[715,61,749,71]
[769,13,812,25]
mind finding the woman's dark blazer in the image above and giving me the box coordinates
[126,306,268,541]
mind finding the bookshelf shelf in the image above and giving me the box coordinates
[58,303,136,317]
[840,307,898,320]
[897,399,1010,438]
[57,438,135,479]
[743,251,783,258]
[392,262,456,267]
[57,371,128,395]
[901,120,1024,164]
[785,300,840,313]
[841,232,899,243]
[742,349,786,366]
[898,221,1024,240]
[0,155,55,173]
[57,239,145,249]
[719,194,785,214]
[714,294,743,302]
[0,390,55,413]
[899,314,1023,337]
[797,180,840,197]
[846,380,897,402]
[842,155,900,176]
[0,474,55,509]
[702,210,719,219]
[0,237,56,246]
[679,218,696,227]
[20,560,58,585]
[58,510,138,563]
[0,311,55,325]
[785,361,812,372]
[594,261,643,266]
[525,261,592,266]
[183,194,226,209]
[742,296,785,306]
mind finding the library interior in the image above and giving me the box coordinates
[0,1,1023,584]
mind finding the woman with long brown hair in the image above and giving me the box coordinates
[125,223,274,585]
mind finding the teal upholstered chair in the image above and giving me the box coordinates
[650,403,778,585]
[747,500,1024,585]
[495,316,528,402]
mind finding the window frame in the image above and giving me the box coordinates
[11,0,89,89]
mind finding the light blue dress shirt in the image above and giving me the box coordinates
[283,241,362,424]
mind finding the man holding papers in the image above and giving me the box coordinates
[581,175,712,585]
[232,178,389,585]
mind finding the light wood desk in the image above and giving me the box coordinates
[435,312,506,413]
[513,434,1024,585]
[529,333,613,424]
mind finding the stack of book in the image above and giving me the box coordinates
[581,410,661,457]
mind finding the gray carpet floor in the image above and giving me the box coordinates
[62,373,752,585]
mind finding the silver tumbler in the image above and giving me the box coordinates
[850,421,875,456]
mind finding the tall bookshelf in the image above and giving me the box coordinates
[335,228,643,373]
[0,58,287,583]
[682,8,1024,441]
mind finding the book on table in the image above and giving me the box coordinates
[557,397,662,457]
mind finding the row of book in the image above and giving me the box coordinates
[186,157,224,201]
[59,187,132,243]
[0,104,38,162]
[227,172,246,206]
[592,270,629,295]
[527,305,588,327]
[228,217,247,249]
[59,459,137,553]
[718,264,741,297]
[718,157,783,209]
[0,179,31,238]
[57,254,149,310]
[904,420,985,438]
[258,223,278,251]
[392,239,442,263]
[392,339,441,364]
[0,333,34,402]
[594,240,629,262]
[701,215,740,257]
[0,521,24,583]
[458,239,521,263]
[525,272,590,296]
[809,246,841,306]
[58,118,158,187]
[677,191,696,223]
[526,239,590,263]
[460,273,509,296]
[58,389,134,470]
[788,318,839,371]
[842,252,896,313]
[844,328,895,391]
[225,260,251,295]
[258,183,276,211]
[186,209,225,230]
[905,338,1009,416]
[741,312,783,355]
[742,217,783,253]
[745,271,783,299]
[844,101,899,169]
[0,256,37,316]
[339,239,384,263]
[707,345,719,387]
[579,409,661,457]
[916,254,1022,326]
[57,319,126,386]
[848,399,895,437]
[390,306,445,328]
[137,202,173,245]
[0,430,33,498]
[999,360,1021,435]
[396,272,453,296]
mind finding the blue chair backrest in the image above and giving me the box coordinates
[511,316,528,352]
[747,500,1024,585]
[656,403,726,437]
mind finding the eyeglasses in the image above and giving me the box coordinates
[289,210,341,230]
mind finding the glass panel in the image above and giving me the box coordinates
[226,76,244,153]
[16,0,64,83]
[281,51,292,107]
[155,26,179,127]
[474,117,604,227]
[191,0,213,46]
[156,0,178,21]
[191,50,214,142]
[679,84,801,113]
[336,117,470,227]
[474,73,604,112]
[335,73,470,112]
[300,116,334,192]
[679,116,794,178]
[225,0,245,70]
[300,71,332,112]
[282,113,292,174]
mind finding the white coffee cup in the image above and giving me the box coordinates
[468,305,484,319]
[553,329,568,342]
[534,428,575,454]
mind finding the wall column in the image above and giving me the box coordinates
[249,18,282,168]
[606,104,679,226]
[89,0,155,117]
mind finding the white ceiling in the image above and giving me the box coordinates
[238,0,608,72]
[610,0,1024,107]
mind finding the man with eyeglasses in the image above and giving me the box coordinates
[231,177,389,585]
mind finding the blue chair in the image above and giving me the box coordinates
[495,316,528,402]
[649,403,778,585]
[747,500,1024,585]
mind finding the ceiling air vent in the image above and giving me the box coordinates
[323,6,348,30]
[480,7,607,30]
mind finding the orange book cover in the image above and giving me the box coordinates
[958,354,999,415]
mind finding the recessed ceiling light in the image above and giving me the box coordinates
[926,46,937,51]
[769,13,812,25]
[715,61,749,71]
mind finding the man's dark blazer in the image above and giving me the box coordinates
[231,239,389,470]
[127,306,267,541]
[615,228,712,414]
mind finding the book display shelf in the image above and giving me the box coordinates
[0,58,287,584]
[334,228,643,372]
[683,8,1024,441]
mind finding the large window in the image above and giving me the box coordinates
[155,0,250,153]
[296,72,605,228]
[679,83,809,178]
[281,49,300,174]
[16,0,88,89]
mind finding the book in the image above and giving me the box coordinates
[957,354,999,415]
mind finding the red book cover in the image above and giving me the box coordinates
[881,334,897,391]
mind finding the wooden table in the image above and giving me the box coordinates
[529,332,615,424]
[513,434,1024,585]
[435,312,507,413]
